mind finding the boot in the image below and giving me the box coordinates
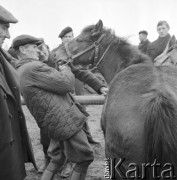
[59,161,74,178]
[41,169,56,180]
[70,171,86,180]
[38,158,50,173]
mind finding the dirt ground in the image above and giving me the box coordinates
[23,104,106,180]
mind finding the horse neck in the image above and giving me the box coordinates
[97,48,120,85]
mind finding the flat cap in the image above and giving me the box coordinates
[59,26,73,38]
[12,35,42,49]
[0,5,18,23]
[139,30,148,35]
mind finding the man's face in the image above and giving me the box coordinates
[0,23,10,47]
[61,31,74,44]
[22,44,40,60]
[139,33,147,42]
[38,43,49,62]
[157,23,169,37]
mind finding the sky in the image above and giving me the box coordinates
[1,0,177,50]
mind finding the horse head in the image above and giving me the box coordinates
[154,35,177,66]
[56,20,151,84]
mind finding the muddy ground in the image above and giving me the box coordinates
[23,104,106,180]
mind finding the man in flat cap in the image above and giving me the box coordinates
[0,5,37,180]
[15,34,107,180]
[138,30,150,54]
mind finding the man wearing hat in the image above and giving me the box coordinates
[0,5,37,180]
[15,34,107,180]
[52,26,101,178]
[138,30,150,54]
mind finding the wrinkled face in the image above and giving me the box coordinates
[21,44,40,60]
[61,31,74,44]
[157,23,169,37]
[38,43,49,62]
[0,23,10,47]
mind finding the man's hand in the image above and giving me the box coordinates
[99,87,108,96]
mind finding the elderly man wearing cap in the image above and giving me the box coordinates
[14,34,107,180]
[0,5,37,180]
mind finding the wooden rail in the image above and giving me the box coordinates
[21,95,105,105]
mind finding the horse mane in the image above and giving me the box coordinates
[82,25,152,67]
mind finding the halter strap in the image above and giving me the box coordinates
[64,34,106,60]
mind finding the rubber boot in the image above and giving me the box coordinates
[70,171,86,180]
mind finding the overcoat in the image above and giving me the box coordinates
[0,49,37,180]
[147,34,171,61]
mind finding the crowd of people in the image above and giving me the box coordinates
[0,4,175,180]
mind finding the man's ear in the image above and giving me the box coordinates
[91,19,103,37]
[19,46,25,53]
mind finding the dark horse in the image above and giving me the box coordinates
[55,20,177,179]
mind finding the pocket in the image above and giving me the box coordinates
[66,102,87,126]
[47,102,87,141]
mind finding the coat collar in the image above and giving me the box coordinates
[0,48,21,104]
[15,58,39,68]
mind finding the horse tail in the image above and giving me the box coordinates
[143,90,177,166]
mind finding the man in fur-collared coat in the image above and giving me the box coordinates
[0,5,37,180]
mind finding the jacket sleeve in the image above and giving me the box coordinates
[72,68,105,94]
[30,63,75,94]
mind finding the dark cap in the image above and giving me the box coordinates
[139,30,148,35]
[12,35,42,49]
[58,26,73,38]
[0,5,18,23]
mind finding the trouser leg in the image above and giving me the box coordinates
[42,128,94,180]
[83,121,99,144]
[63,129,94,175]
[40,127,50,159]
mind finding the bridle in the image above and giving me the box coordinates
[64,33,116,70]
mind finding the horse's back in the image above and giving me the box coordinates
[102,64,177,178]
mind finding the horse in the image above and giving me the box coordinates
[154,35,177,66]
[55,20,177,179]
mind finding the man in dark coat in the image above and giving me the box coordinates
[0,5,37,180]
[138,30,150,54]
[14,34,107,180]
[147,20,171,62]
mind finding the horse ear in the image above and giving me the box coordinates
[91,19,103,37]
